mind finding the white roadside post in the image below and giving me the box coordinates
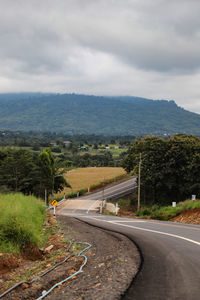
[115,203,119,215]
[100,202,103,214]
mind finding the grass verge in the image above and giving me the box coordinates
[0,193,46,253]
[136,200,200,220]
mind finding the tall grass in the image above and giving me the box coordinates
[136,200,200,220]
[0,193,46,253]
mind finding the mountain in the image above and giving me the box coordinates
[0,93,200,136]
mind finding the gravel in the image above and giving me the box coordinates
[47,216,141,300]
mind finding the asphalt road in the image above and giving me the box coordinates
[59,210,200,300]
[58,177,137,214]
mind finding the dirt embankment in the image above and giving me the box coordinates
[1,216,140,300]
[171,208,200,224]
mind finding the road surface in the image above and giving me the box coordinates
[58,177,137,214]
[59,209,200,299]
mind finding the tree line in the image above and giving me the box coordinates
[0,148,69,201]
[123,134,200,206]
[0,130,135,146]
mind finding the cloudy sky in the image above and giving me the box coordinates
[1,0,200,113]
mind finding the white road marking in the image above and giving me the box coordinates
[86,200,101,213]
[81,216,200,247]
[111,220,146,223]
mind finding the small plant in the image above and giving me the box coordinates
[118,198,125,206]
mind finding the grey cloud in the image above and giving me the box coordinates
[1,0,200,73]
[0,0,200,112]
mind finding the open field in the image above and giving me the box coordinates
[63,167,126,195]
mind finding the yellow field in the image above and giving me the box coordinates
[63,167,126,194]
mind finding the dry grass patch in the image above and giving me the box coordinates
[63,167,126,194]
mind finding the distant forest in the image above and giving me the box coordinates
[0,130,135,146]
[0,93,200,136]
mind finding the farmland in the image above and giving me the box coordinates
[61,167,127,196]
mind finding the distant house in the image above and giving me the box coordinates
[63,140,71,145]
[79,146,89,151]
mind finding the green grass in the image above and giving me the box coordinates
[0,193,46,253]
[136,200,200,221]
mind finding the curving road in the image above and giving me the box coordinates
[58,177,137,214]
[59,210,200,299]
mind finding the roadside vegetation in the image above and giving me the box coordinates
[135,200,200,220]
[0,193,46,253]
[0,147,68,201]
[123,134,200,206]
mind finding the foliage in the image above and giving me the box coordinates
[136,200,200,220]
[0,148,39,194]
[0,130,136,147]
[73,151,114,167]
[0,93,200,135]
[123,134,200,205]
[0,148,69,200]
[0,193,46,253]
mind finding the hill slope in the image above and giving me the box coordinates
[0,93,200,136]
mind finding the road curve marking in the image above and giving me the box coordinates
[145,220,200,231]
[81,216,200,247]
[108,221,200,246]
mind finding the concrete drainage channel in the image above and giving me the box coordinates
[0,238,92,299]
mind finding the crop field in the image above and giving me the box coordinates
[63,167,126,195]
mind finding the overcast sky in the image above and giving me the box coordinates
[1,0,200,113]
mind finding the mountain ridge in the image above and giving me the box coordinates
[0,93,199,136]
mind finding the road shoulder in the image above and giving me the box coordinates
[48,216,140,300]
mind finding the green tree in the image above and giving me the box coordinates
[123,134,200,205]
[0,149,38,194]
[37,148,70,201]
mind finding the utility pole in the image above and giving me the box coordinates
[137,153,142,212]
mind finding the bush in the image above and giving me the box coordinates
[118,199,125,206]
